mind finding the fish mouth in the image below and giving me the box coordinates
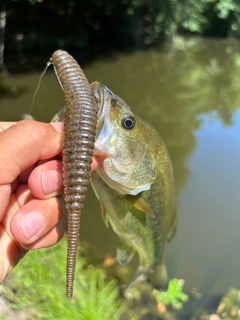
[91,81,112,136]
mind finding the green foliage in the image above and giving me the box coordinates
[27,0,44,5]
[152,278,189,310]
[3,237,122,320]
[4,0,240,59]
[216,0,240,19]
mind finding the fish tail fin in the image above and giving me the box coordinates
[124,264,169,292]
[125,266,147,292]
[148,263,169,290]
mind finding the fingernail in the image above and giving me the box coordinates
[21,211,45,239]
[50,122,64,133]
[42,170,60,195]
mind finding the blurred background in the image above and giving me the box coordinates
[1,1,240,319]
[2,0,240,68]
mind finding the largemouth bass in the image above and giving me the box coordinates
[90,82,177,290]
[53,78,177,291]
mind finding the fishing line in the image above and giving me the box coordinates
[22,61,51,119]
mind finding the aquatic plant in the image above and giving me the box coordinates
[216,288,240,319]
[2,237,122,320]
[152,278,189,310]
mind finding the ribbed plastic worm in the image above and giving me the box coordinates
[51,50,98,299]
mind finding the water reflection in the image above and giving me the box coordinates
[1,37,240,315]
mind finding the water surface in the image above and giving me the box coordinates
[1,37,240,315]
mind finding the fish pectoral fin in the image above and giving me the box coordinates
[116,242,134,265]
[99,199,109,227]
[124,194,155,217]
[124,266,147,292]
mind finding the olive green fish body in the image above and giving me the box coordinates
[91,82,177,290]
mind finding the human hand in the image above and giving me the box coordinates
[0,120,98,283]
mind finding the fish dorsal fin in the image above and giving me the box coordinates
[99,199,109,227]
[167,211,177,242]
[124,194,155,217]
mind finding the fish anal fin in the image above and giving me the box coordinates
[99,199,109,227]
[125,194,155,217]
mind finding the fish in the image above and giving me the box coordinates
[90,81,177,290]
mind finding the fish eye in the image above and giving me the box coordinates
[121,115,136,130]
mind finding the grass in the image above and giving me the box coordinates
[2,236,190,319]
[2,236,122,320]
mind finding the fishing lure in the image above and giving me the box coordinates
[51,50,98,299]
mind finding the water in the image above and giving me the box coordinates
[1,37,240,315]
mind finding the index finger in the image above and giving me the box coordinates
[0,120,63,220]
[0,120,63,185]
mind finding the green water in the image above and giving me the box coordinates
[1,36,240,316]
